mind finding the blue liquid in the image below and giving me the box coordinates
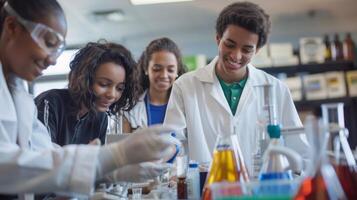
[166,132,179,163]
[254,172,295,196]
[259,171,292,181]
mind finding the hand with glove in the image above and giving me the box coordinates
[96,125,180,179]
[104,162,172,183]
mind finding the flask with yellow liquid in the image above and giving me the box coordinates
[202,132,249,200]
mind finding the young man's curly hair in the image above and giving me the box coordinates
[68,42,138,116]
[216,1,271,49]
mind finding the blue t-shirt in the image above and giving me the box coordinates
[147,103,167,125]
[145,94,178,163]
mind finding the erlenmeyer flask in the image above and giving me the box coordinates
[294,116,346,200]
[202,133,249,200]
[321,103,357,199]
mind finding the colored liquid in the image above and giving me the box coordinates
[294,171,329,200]
[334,164,357,199]
[202,149,247,200]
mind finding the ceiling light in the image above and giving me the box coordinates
[92,9,125,22]
[130,0,193,5]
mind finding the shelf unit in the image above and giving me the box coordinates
[260,61,357,149]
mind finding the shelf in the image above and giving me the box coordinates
[259,60,356,76]
[294,96,357,110]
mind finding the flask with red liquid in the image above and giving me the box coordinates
[294,116,346,200]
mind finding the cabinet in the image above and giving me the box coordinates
[260,60,357,149]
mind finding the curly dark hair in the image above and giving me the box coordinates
[136,37,186,95]
[68,42,138,116]
[216,2,271,49]
[0,0,65,33]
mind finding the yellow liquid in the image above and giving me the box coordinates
[202,149,248,200]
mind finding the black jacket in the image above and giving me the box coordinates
[35,89,107,146]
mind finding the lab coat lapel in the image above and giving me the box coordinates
[0,64,17,122]
[9,76,35,148]
[195,56,232,115]
[234,66,256,120]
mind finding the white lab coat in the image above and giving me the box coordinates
[0,64,100,199]
[123,91,148,130]
[164,56,309,174]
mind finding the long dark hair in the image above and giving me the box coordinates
[136,37,186,95]
[0,0,64,33]
[68,42,138,117]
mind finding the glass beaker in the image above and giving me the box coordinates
[202,133,249,200]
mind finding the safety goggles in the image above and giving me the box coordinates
[4,2,66,59]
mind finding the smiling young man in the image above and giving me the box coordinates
[164,2,309,175]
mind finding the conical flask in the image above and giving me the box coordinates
[321,102,357,199]
[332,128,357,200]
[202,133,249,200]
[294,116,346,200]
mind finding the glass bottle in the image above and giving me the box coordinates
[331,34,343,61]
[202,133,249,200]
[343,32,356,61]
[176,146,188,199]
[323,34,332,62]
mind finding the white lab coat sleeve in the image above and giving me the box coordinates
[0,120,100,195]
[280,84,310,168]
[164,82,187,140]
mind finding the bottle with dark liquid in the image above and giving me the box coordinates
[202,133,249,200]
[323,34,332,62]
[343,32,356,61]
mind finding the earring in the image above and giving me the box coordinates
[145,71,148,75]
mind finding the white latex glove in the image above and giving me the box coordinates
[104,162,172,183]
[96,125,180,178]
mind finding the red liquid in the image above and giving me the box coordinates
[294,171,329,200]
[334,164,357,199]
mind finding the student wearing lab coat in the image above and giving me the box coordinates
[164,2,309,175]
[35,42,138,146]
[0,0,179,199]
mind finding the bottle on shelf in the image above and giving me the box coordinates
[331,33,344,61]
[343,32,356,62]
[323,34,332,62]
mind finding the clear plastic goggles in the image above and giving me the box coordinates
[4,2,66,58]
